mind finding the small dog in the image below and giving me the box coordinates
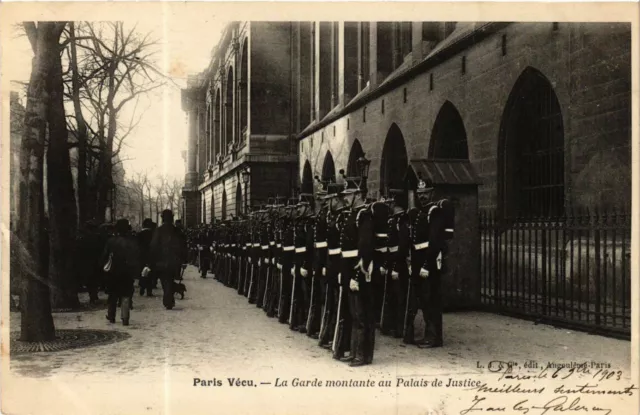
[173,281,187,299]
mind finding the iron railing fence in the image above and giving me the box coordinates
[479,209,631,339]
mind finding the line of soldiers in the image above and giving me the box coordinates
[192,174,454,367]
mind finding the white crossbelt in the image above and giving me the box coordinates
[388,246,399,253]
[295,247,306,253]
[253,243,260,247]
[375,233,388,238]
[414,241,429,250]
[375,247,388,252]
[445,228,454,233]
[261,245,269,250]
[277,243,282,248]
[341,249,358,258]
[314,241,328,248]
[328,248,341,255]
[245,243,251,247]
[270,241,276,246]
[283,246,295,251]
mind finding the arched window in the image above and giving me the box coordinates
[214,89,221,161]
[429,101,469,159]
[221,189,227,220]
[346,139,365,176]
[301,160,314,194]
[225,68,234,154]
[240,39,248,141]
[235,183,243,217]
[211,190,216,223]
[499,67,564,218]
[380,123,408,195]
[202,197,207,224]
[321,151,336,183]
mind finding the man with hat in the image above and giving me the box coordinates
[405,176,454,348]
[334,176,375,366]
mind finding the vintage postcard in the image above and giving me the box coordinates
[0,2,638,415]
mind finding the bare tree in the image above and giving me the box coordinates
[66,22,164,223]
[17,22,68,341]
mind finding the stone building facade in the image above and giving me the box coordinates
[296,21,631,216]
[182,22,298,226]
[184,21,631,226]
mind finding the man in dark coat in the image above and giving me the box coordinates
[102,219,141,325]
[149,210,188,310]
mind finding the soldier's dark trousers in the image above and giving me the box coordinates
[381,266,409,337]
[372,252,386,325]
[289,267,307,331]
[423,272,443,345]
[266,265,279,317]
[305,266,322,337]
[256,260,268,307]
[348,278,376,364]
[333,258,355,359]
[319,254,339,347]
[247,261,258,303]
[278,258,293,324]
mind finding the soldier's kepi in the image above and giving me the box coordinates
[334,174,375,367]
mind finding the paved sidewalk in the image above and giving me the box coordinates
[3,266,635,415]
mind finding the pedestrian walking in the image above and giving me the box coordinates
[102,219,141,326]
[137,218,155,297]
[149,210,188,310]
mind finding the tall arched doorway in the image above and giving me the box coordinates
[221,189,227,220]
[301,160,314,194]
[214,89,221,159]
[429,101,469,159]
[380,123,408,195]
[499,67,564,218]
[321,151,336,183]
[240,39,248,142]
[346,139,365,176]
[225,68,234,154]
[235,183,243,217]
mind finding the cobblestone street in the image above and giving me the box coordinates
[4,266,635,415]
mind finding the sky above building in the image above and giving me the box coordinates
[8,16,225,186]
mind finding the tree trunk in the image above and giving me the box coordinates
[69,22,89,227]
[46,21,80,309]
[18,22,64,342]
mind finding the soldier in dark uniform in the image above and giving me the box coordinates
[262,203,277,312]
[255,210,271,307]
[318,183,343,349]
[332,178,359,362]
[278,200,296,324]
[415,182,455,348]
[369,193,390,328]
[336,177,375,366]
[305,189,325,339]
[290,196,311,332]
[197,225,211,279]
[380,190,409,338]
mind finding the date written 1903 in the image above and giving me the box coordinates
[481,361,623,382]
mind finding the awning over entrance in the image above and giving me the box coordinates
[404,159,483,189]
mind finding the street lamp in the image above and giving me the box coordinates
[356,154,371,179]
[242,168,250,214]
